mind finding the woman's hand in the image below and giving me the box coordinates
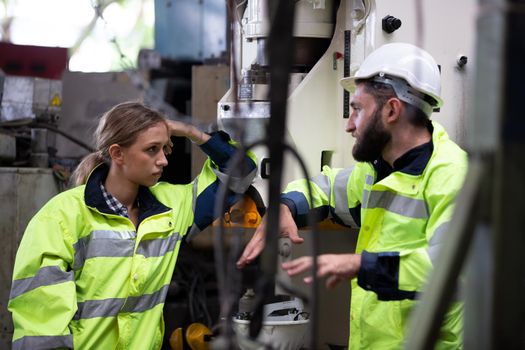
[166,120,210,145]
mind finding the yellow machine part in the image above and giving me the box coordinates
[169,323,212,350]
[214,194,262,228]
[169,328,184,350]
[186,323,212,350]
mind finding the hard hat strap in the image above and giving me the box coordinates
[371,75,434,117]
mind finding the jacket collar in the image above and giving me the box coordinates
[373,121,441,179]
[84,163,171,220]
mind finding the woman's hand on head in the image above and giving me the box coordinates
[166,120,210,145]
[167,120,191,137]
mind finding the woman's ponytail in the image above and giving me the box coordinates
[71,151,106,187]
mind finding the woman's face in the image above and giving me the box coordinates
[120,122,170,187]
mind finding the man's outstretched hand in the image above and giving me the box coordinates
[236,204,304,268]
[282,253,362,289]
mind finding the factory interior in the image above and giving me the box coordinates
[0,0,524,349]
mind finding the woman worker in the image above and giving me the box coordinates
[8,101,257,349]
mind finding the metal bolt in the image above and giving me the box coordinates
[382,15,402,33]
[457,56,468,68]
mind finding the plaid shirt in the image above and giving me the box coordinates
[100,183,130,218]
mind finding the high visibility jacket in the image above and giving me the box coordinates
[8,132,256,350]
[281,122,467,349]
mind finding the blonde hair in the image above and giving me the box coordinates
[72,101,168,186]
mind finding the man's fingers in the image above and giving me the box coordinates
[316,263,331,279]
[326,275,343,289]
[236,242,263,268]
[282,256,313,276]
[236,253,251,269]
[287,230,305,244]
[236,228,265,268]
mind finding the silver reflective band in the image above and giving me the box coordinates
[136,233,180,257]
[334,167,358,227]
[122,284,169,313]
[363,190,429,219]
[73,230,136,270]
[12,334,73,350]
[74,297,121,320]
[362,188,370,208]
[427,220,461,302]
[88,229,137,240]
[428,221,449,264]
[74,284,169,320]
[429,221,449,246]
[192,177,199,213]
[312,173,331,199]
[212,168,257,194]
[10,266,74,300]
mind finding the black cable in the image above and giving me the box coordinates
[211,0,326,348]
[213,139,320,350]
[213,140,266,349]
[262,0,296,287]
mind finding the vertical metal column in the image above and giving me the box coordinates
[490,0,525,348]
[406,0,525,348]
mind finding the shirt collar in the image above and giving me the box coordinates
[84,163,171,220]
[100,182,130,218]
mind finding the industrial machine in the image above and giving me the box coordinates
[219,0,475,194]
[0,74,65,349]
[0,0,481,349]
[216,0,477,348]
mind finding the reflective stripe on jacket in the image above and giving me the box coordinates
[8,132,256,350]
[281,122,467,349]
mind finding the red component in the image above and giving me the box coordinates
[0,42,68,79]
[334,51,344,60]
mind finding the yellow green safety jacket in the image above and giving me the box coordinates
[8,132,256,350]
[280,122,467,349]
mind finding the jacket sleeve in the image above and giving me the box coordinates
[357,161,468,300]
[186,131,257,240]
[8,213,77,349]
[280,164,366,228]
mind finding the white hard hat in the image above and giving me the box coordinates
[340,42,443,115]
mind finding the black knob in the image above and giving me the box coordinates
[457,56,468,68]
[382,15,402,34]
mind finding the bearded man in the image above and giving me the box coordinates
[237,42,467,349]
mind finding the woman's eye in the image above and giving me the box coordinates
[147,146,158,153]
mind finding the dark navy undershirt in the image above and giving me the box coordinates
[373,122,434,182]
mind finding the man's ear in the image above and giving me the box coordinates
[384,97,402,124]
[108,144,124,165]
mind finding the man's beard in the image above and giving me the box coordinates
[352,107,391,162]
